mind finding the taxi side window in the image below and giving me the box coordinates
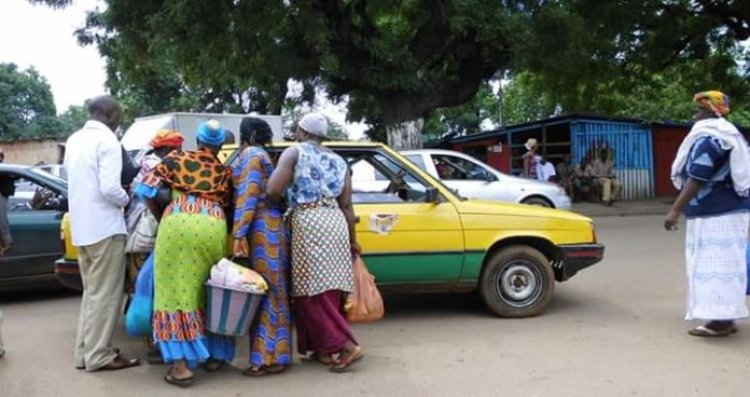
[347,152,430,204]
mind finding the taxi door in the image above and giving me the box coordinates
[346,149,464,285]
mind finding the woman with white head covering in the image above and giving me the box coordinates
[267,113,363,373]
[665,91,750,337]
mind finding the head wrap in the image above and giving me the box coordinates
[150,129,184,149]
[196,119,226,147]
[694,91,730,117]
[298,113,328,137]
[525,138,538,151]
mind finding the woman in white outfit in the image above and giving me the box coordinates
[665,91,750,337]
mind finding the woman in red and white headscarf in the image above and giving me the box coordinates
[125,130,185,292]
[665,91,750,337]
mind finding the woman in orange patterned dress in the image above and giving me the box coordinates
[231,117,291,376]
[135,120,233,387]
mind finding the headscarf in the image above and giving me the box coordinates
[150,129,184,149]
[694,91,730,117]
[298,113,328,137]
[525,138,538,151]
[197,119,226,147]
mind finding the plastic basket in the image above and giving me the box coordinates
[205,282,264,337]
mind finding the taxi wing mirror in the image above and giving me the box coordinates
[425,187,440,204]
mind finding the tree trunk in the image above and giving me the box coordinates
[386,119,424,150]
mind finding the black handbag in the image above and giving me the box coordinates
[154,186,172,210]
[121,146,139,187]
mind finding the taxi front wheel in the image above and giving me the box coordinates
[479,246,555,318]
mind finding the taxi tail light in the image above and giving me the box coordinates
[60,230,66,255]
[591,225,598,244]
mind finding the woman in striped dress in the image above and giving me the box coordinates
[231,117,292,376]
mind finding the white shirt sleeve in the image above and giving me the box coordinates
[98,138,129,208]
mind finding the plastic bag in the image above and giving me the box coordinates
[209,258,268,294]
[125,253,155,336]
[345,255,384,323]
[125,211,158,254]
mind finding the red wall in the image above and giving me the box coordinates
[452,139,510,173]
[652,125,689,197]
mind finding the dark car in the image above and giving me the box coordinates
[0,165,68,290]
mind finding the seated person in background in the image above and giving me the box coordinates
[573,159,596,202]
[556,154,575,197]
[591,149,622,206]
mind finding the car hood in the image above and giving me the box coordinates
[455,199,592,222]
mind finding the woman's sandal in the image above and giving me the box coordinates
[164,372,195,387]
[242,365,288,377]
[688,324,738,337]
[308,353,335,366]
[204,359,225,372]
[330,346,364,373]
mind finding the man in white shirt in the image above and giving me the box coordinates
[536,157,557,182]
[64,96,140,371]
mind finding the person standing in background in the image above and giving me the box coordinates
[0,176,14,359]
[522,138,539,179]
[64,96,140,372]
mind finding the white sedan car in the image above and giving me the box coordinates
[401,149,571,209]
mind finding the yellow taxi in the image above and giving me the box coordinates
[56,142,604,317]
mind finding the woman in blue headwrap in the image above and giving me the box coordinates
[135,120,233,386]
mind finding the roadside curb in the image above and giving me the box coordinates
[572,201,673,218]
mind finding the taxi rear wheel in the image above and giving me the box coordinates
[479,245,555,318]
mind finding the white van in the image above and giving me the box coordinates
[120,112,283,152]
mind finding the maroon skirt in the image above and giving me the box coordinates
[294,290,358,355]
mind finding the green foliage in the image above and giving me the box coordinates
[34,0,750,146]
[501,72,558,125]
[0,63,64,141]
[423,82,501,139]
[57,104,89,133]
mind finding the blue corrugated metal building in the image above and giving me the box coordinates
[428,114,656,201]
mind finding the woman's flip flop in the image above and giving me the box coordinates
[164,373,194,387]
[242,365,288,377]
[330,346,364,373]
[688,325,738,337]
[307,353,335,366]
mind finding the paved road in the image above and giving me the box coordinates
[2,215,749,397]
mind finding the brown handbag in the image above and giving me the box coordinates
[345,255,385,323]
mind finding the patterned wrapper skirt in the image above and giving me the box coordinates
[247,208,292,367]
[152,194,231,367]
[289,203,353,297]
[289,202,356,355]
[685,212,750,321]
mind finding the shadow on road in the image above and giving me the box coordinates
[0,283,79,304]
[382,292,491,319]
